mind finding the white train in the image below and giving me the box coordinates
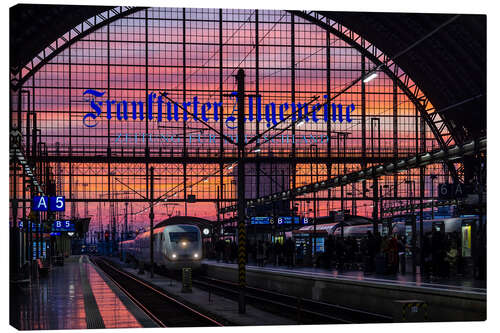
[333,217,478,238]
[121,224,203,270]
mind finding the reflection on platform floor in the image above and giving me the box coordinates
[204,260,486,294]
[10,256,143,330]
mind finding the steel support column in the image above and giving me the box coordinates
[235,69,246,314]
[149,166,155,278]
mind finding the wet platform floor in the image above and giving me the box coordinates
[203,260,486,294]
[10,255,156,330]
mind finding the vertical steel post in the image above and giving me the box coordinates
[12,150,19,275]
[235,69,246,314]
[149,166,154,278]
[430,175,437,219]
[409,180,416,274]
[373,177,379,234]
[361,54,367,196]
[380,186,384,234]
[182,8,188,216]
[219,9,224,240]
[291,15,297,233]
[419,167,425,274]
[124,202,128,236]
[393,79,398,198]
[326,21,332,197]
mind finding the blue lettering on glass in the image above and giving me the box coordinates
[82,89,105,128]
[82,90,356,130]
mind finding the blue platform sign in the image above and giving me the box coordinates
[32,196,49,211]
[278,216,301,224]
[250,217,271,225]
[251,216,308,225]
[277,216,308,224]
[19,221,42,232]
[49,196,66,211]
[53,220,75,232]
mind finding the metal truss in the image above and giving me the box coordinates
[10,129,44,194]
[383,199,463,215]
[295,11,461,181]
[31,155,400,165]
[9,7,469,219]
[10,6,144,90]
[220,137,486,213]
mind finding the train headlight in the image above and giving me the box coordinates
[172,253,177,259]
[181,241,187,248]
[194,253,199,259]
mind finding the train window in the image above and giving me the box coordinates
[169,232,198,242]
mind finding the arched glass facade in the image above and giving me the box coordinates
[11,7,458,231]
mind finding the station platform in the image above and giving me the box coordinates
[10,255,158,330]
[202,260,486,322]
[203,260,486,293]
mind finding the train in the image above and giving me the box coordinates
[290,216,479,255]
[334,217,479,238]
[121,224,203,270]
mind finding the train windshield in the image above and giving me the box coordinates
[169,232,199,242]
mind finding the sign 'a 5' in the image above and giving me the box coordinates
[32,196,65,212]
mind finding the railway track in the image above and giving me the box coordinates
[193,276,392,324]
[91,257,225,327]
[191,275,392,324]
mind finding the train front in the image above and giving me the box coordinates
[163,224,203,270]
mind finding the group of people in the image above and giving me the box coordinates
[207,238,297,267]
[206,229,465,277]
[212,238,238,263]
[422,228,461,277]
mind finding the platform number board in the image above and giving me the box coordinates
[32,196,65,212]
[53,220,75,232]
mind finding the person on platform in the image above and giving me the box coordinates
[325,235,334,269]
[215,239,225,263]
[397,235,406,274]
[366,231,377,273]
[335,236,346,271]
[230,240,237,264]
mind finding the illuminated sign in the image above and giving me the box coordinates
[250,216,308,225]
[250,217,271,225]
[32,196,66,212]
[53,220,75,232]
[32,196,49,211]
[49,196,66,211]
[18,221,42,232]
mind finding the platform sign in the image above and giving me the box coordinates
[49,196,66,211]
[32,196,65,212]
[32,196,49,211]
[53,220,75,232]
[18,221,42,232]
[278,216,297,224]
[250,217,271,225]
[276,216,308,225]
[438,183,473,199]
